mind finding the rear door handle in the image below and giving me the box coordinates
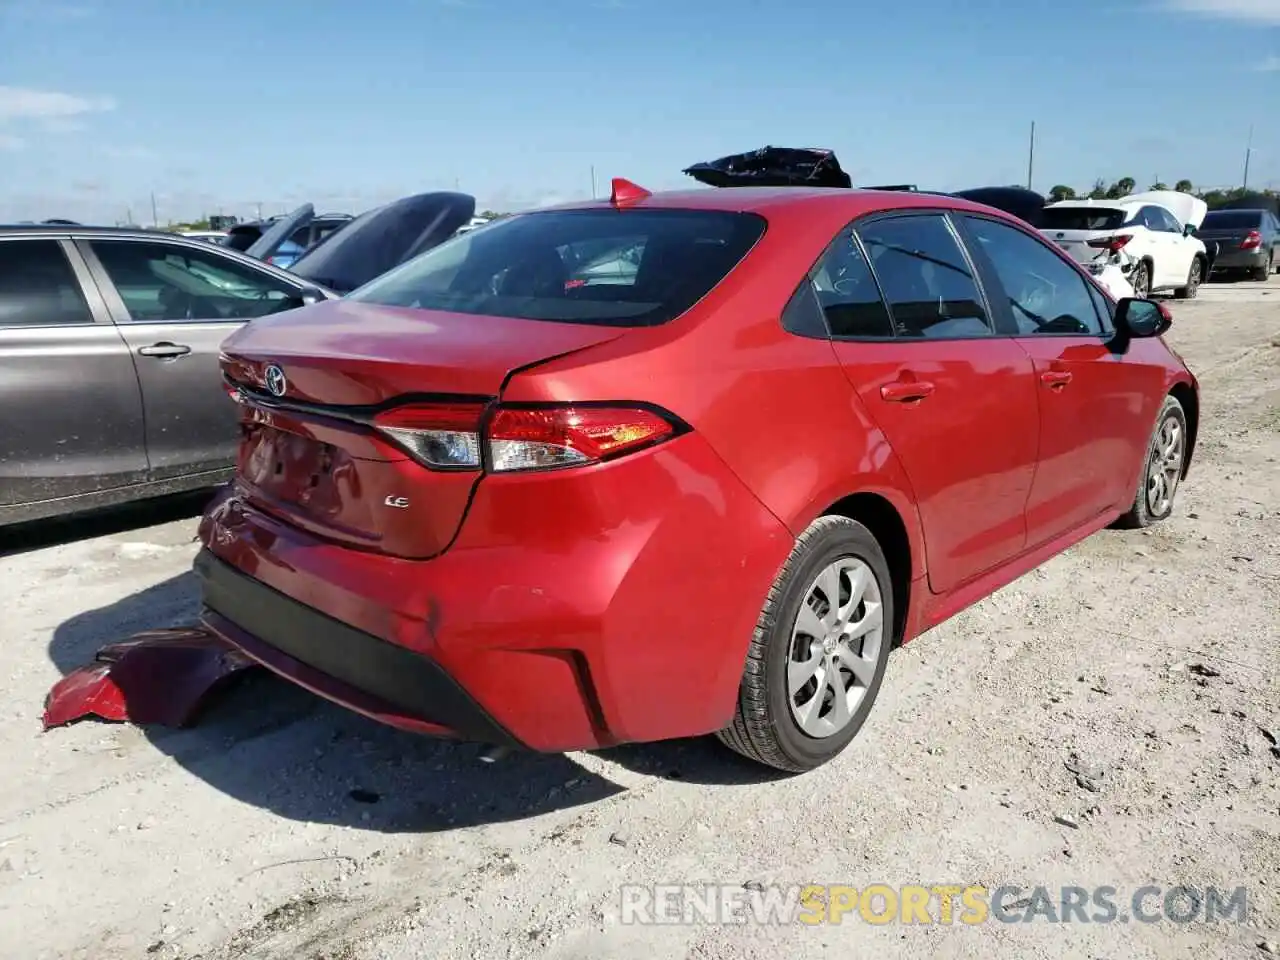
[1041,370,1073,388]
[138,341,191,359]
[880,380,935,403]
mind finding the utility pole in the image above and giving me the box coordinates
[591,165,597,199]
[1242,124,1254,192]
[150,192,158,227]
[255,201,262,220]
[1026,121,1036,191]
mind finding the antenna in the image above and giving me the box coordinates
[1026,121,1036,191]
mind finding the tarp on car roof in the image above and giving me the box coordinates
[683,146,853,188]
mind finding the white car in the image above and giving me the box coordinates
[1040,191,1208,299]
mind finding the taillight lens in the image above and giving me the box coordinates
[373,403,485,469]
[1241,230,1262,250]
[372,402,677,472]
[1087,234,1132,252]
[487,405,675,472]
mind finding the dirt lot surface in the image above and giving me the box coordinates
[1,282,1278,960]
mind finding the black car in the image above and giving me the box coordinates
[1198,208,1279,281]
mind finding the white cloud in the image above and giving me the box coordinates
[0,133,25,151]
[1254,55,1280,70]
[0,85,115,121]
[1164,0,1280,23]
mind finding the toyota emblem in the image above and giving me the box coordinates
[264,364,287,397]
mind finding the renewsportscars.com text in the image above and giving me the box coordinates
[619,883,1249,926]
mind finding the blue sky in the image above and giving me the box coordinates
[0,0,1277,224]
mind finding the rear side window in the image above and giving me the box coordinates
[347,209,766,327]
[88,240,302,322]
[856,215,992,338]
[808,229,893,338]
[0,239,94,328]
[1041,207,1127,231]
[1201,211,1264,230]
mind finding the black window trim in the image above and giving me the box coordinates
[74,235,305,326]
[0,235,113,330]
[849,208,1002,342]
[956,212,1112,340]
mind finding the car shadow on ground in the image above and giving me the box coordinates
[46,572,780,835]
[0,491,214,559]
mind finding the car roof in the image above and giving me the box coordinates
[535,185,1002,219]
[0,224,183,238]
[1045,198,1139,210]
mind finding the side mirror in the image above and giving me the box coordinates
[299,286,326,306]
[1115,297,1171,338]
[1183,223,1197,237]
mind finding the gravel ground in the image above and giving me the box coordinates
[1,281,1277,960]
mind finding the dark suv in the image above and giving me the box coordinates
[1199,208,1279,281]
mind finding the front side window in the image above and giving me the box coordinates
[808,229,894,338]
[963,216,1103,336]
[855,214,992,338]
[88,240,303,322]
[0,239,94,328]
[346,209,766,328]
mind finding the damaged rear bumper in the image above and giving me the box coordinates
[194,548,522,748]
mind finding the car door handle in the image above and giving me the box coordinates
[138,342,191,359]
[880,380,935,403]
[1041,370,1073,389]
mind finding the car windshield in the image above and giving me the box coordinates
[346,208,767,327]
[1041,207,1128,231]
[1200,211,1264,230]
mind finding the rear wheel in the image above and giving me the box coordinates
[1116,395,1188,529]
[1251,258,1270,282]
[1174,257,1202,299]
[1130,260,1151,298]
[717,516,893,773]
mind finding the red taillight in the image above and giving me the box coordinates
[1087,234,1133,252]
[372,402,678,473]
[373,402,486,469]
[487,406,675,472]
[1241,230,1262,250]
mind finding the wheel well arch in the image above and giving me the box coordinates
[1168,381,1198,477]
[821,492,913,647]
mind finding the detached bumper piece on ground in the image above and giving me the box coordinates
[42,627,258,730]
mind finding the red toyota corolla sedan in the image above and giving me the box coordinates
[195,181,1198,773]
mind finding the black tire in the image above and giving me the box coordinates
[1130,260,1151,298]
[1115,395,1188,529]
[717,515,894,773]
[1251,260,1270,282]
[1174,257,1203,299]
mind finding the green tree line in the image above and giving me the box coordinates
[1047,179,1272,209]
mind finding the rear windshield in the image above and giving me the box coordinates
[346,208,767,327]
[1200,210,1264,230]
[1041,207,1128,231]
